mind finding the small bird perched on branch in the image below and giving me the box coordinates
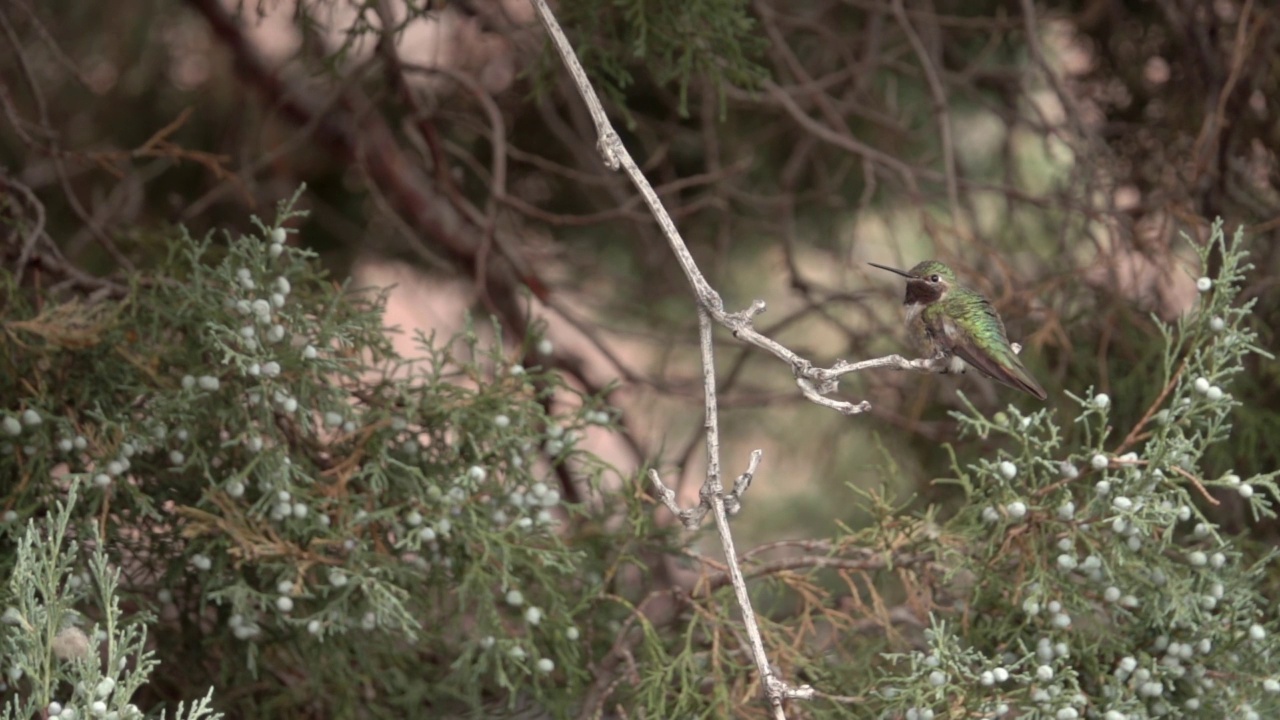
[870,260,1047,401]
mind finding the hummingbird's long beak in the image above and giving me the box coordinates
[868,262,914,279]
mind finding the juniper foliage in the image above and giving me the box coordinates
[0,191,656,717]
[0,484,221,720]
[2,202,1277,719]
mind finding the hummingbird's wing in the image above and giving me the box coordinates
[950,338,1048,401]
[942,294,1048,401]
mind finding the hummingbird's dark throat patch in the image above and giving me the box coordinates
[904,280,943,305]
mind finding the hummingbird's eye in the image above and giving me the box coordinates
[929,274,941,283]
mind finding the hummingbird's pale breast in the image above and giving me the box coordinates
[906,301,969,374]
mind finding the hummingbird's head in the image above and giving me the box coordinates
[868,260,955,305]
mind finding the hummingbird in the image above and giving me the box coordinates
[869,260,1047,401]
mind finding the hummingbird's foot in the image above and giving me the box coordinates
[930,352,967,375]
